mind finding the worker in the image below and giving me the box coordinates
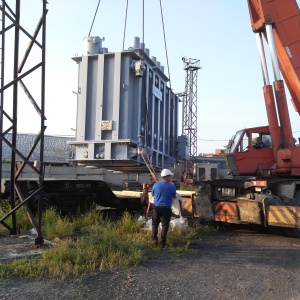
[151,168,176,250]
[253,137,266,149]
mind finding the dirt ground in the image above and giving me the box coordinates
[1,224,300,300]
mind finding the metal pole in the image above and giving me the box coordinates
[0,0,6,205]
[10,0,21,235]
[255,32,270,86]
[35,0,47,246]
[265,24,281,81]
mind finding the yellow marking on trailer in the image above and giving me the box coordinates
[181,197,193,214]
[177,191,196,216]
[267,206,300,227]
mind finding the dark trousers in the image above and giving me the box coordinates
[152,206,172,247]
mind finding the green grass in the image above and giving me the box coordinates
[0,203,218,281]
[187,220,219,238]
[42,208,75,239]
[0,199,32,234]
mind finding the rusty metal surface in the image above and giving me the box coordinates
[237,198,262,224]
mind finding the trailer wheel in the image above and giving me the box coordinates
[282,228,300,238]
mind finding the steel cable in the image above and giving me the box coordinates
[122,0,129,51]
[88,0,101,37]
[159,0,172,90]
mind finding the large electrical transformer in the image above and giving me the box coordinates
[69,36,188,173]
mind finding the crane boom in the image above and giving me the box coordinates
[247,0,300,113]
[226,0,300,177]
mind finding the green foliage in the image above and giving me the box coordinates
[187,220,219,239]
[1,159,11,163]
[0,200,31,233]
[0,210,150,280]
[73,209,105,231]
[0,209,218,281]
[168,228,190,251]
[115,211,142,234]
[0,258,38,280]
[0,199,11,216]
[42,208,75,239]
[221,141,231,169]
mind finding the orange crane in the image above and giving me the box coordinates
[196,0,300,237]
[227,0,300,178]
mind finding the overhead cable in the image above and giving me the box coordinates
[88,0,101,37]
[159,0,171,89]
[122,0,129,51]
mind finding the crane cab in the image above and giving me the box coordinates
[226,126,275,177]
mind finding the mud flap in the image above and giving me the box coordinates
[237,198,262,224]
[193,193,214,220]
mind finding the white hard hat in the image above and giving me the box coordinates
[161,169,174,177]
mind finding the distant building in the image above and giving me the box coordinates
[196,156,226,169]
[193,156,229,181]
[214,149,224,156]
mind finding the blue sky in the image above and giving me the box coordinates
[4,0,300,154]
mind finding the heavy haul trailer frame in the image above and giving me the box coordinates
[1,178,146,217]
[194,179,300,237]
[0,177,150,245]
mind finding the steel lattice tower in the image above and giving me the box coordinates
[182,57,201,174]
[0,0,47,244]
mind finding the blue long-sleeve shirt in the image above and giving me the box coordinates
[152,182,176,207]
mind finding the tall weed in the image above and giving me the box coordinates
[42,208,75,239]
[187,220,219,239]
[0,209,217,281]
[0,200,31,233]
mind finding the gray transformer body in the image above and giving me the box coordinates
[69,38,182,173]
